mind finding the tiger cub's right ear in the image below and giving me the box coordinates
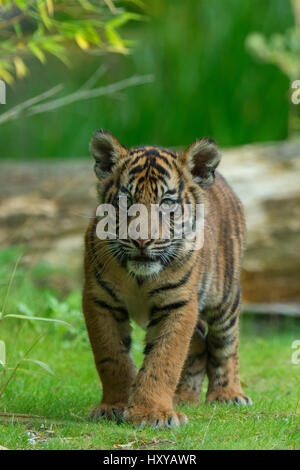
[90,129,128,179]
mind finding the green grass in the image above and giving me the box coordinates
[0,248,300,450]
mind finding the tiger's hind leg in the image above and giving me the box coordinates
[205,288,252,406]
[174,319,207,406]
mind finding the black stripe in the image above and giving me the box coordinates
[97,357,116,365]
[197,269,210,307]
[185,368,205,377]
[150,265,194,295]
[144,343,154,355]
[218,314,238,333]
[208,334,237,350]
[189,185,200,204]
[93,269,120,303]
[208,287,241,326]
[143,149,161,157]
[184,193,191,205]
[131,146,177,159]
[129,164,145,175]
[92,297,129,322]
[156,154,174,169]
[122,336,132,351]
[165,188,177,196]
[136,175,145,186]
[130,154,144,166]
[217,289,241,327]
[150,299,189,317]
[178,178,184,198]
[151,160,171,179]
[147,314,168,328]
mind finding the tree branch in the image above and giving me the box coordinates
[28,74,154,115]
[0,73,153,125]
[0,84,64,125]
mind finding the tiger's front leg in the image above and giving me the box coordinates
[205,289,252,405]
[124,297,198,428]
[82,289,137,422]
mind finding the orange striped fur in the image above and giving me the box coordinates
[82,129,251,428]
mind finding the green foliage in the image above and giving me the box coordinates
[246,28,300,79]
[246,0,300,79]
[0,247,85,341]
[0,0,144,83]
[0,0,295,158]
[0,247,78,398]
[245,0,300,135]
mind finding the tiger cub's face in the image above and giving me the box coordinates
[90,130,221,278]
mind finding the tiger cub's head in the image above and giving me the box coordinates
[90,129,221,278]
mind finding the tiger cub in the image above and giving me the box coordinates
[82,129,252,428]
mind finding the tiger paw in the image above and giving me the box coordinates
[206,388,252,406]
[124,405,188,429]
[89,402,127,423]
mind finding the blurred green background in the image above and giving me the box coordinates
[0,0,296,159]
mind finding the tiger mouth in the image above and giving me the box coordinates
[127,257,163,277]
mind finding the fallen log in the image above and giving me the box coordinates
[220,139,300,303]
[243,302,300,317]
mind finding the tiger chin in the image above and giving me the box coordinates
[82,129,252,429]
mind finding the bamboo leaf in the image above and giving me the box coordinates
[13,56,27,78]
[28,42,46,63]
[75,33,90,50]
[46,0,54,16]
[0,67,14,84]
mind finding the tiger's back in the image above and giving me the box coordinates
[202,172,246,310]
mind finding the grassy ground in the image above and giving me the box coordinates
[0,248,300,450]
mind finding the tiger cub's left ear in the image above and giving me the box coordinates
[90,129,128,179]
[181,138,221,188]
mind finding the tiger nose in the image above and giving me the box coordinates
[135,238,152,248]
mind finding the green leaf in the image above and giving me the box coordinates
[4,314,72,328]
[23,358,55,375]
[107,12,143,29]
[106,26,127,52]
[28,42,46,63]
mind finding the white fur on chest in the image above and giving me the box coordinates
[123,290,150,330]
